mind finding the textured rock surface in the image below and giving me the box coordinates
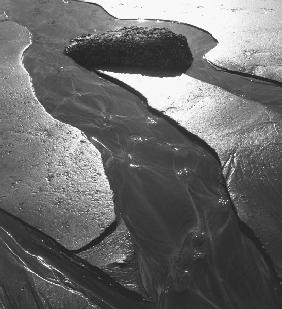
[65,26,193,75]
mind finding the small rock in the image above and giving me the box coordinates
[65,26,193,75]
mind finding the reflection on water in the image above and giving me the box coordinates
[89,0,282,81]
[3,0,282,307]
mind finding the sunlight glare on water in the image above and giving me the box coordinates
[101,71,193,113]
[84,0,282,77]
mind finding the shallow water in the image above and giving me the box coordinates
[1,0,282,308]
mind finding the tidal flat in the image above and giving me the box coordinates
[0,0,282,308]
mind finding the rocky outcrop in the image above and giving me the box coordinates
[65,26,193,75]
